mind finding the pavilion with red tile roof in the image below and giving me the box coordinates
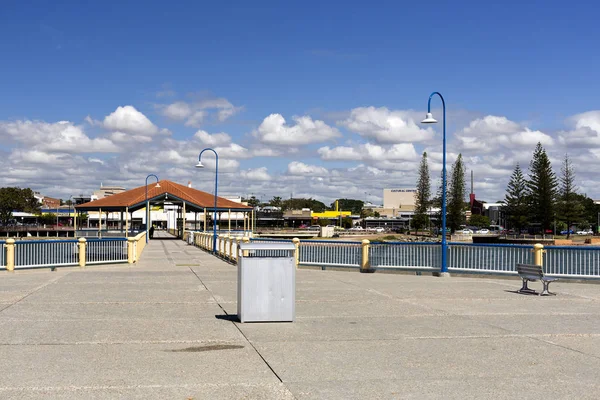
[75,180,253,236]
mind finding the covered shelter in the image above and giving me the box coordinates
[75,180,254,238]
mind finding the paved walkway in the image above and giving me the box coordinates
[2,231,600,399]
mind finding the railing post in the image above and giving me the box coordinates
[235,238,240,261]
[242,237,250,257]
[5,238,15,272]
[533,243,545,267]
[360,239,374,273]
[127,237,135,264]
[228,235,233,260]
[292,237,300,268]
[78,237,87,268]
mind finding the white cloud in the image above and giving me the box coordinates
[194,130,232,146]
[456,115,553,153]
[254,114,341,145]
[558,110,600,148]
[161,102,192,120]
[287,161,330,176]
[339,106,434,143]
[318,143,418,162]
[214,143,250,159]
[0,120,120,153]
[103,105,160,135]
[158,97,242,127]
[240,167,271,181]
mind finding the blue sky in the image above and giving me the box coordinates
[1,1,599,203]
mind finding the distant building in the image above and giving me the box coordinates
[92,185,126,201]
[34,192,60,209]
[377,188,417,216]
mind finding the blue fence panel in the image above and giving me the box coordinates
[299,240,361,267]
[543,246,600,277]
[0,241,5,267]
[370,242,440,270]
[14,240,79,269]
[86,238,128,264]
[448,243,534,274]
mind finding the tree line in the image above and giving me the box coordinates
[412,142,600,237]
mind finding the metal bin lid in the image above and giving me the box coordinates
[238,242,296,251]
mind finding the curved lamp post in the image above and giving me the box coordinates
[421,91,448,275]
[145,174,160,243]
[196,148,219,253]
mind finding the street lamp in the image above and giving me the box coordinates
[145,174,160,243]
[196,148,219,253]
[421,91,449,275]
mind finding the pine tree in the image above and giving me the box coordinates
[504,163,529,232]
[526,142,558,232]
[447,154,466,233]
[556,154,583,238]
[412,152,431,234]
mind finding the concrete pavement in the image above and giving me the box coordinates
[1,230,600,399]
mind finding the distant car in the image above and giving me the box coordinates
[560,230,574,235]
[477,229,490,234]
[349,226,364,231]
[374,227,385,233]
[299,224,308,229]
[460,229,473,234]
[308,226,321,231]
[577,230,593,235]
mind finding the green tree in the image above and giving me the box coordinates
[341,217,353,229]
[413,152,431,234]
[330,199,364,214]
[526,143,558,232]
[39,213,57,225]
[504,163,529,232]
[269,196,282,208]
[243,196,260,208]
[281,198,327,212]
[447,154,466,233]
[572,193,600,232]
[0,187,41,225]
[469,214,490,228]
[556,154,583,239]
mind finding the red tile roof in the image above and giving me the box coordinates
[75,180,252,211]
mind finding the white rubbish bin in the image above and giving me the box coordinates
[237,242,296,323]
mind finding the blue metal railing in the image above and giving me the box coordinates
[544,246,600,278]
[299,240,361,268]
[0,240,5,267]
[448,243,534,275]
[86,238,128,264]
[370,242,440,270]
[14,240,79,269]
[221,236,600,279]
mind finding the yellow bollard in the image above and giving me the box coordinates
[242,237,250,257]
[5,238,15,272]
[292,237,300,268]
[360,239,374,273]
[533,243,545,267]
[127,237,135,264]
[78,238,87,268]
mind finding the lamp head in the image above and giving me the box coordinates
[421,112,438,124]
[155,182,161,188]
[195,161,204,168]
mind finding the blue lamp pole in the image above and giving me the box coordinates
[196,148,219,253]
[145,174,160,243]
[421,92,448,275]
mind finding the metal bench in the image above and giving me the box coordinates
[516,263,558,296]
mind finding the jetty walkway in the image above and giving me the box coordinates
[1,231,600,399]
